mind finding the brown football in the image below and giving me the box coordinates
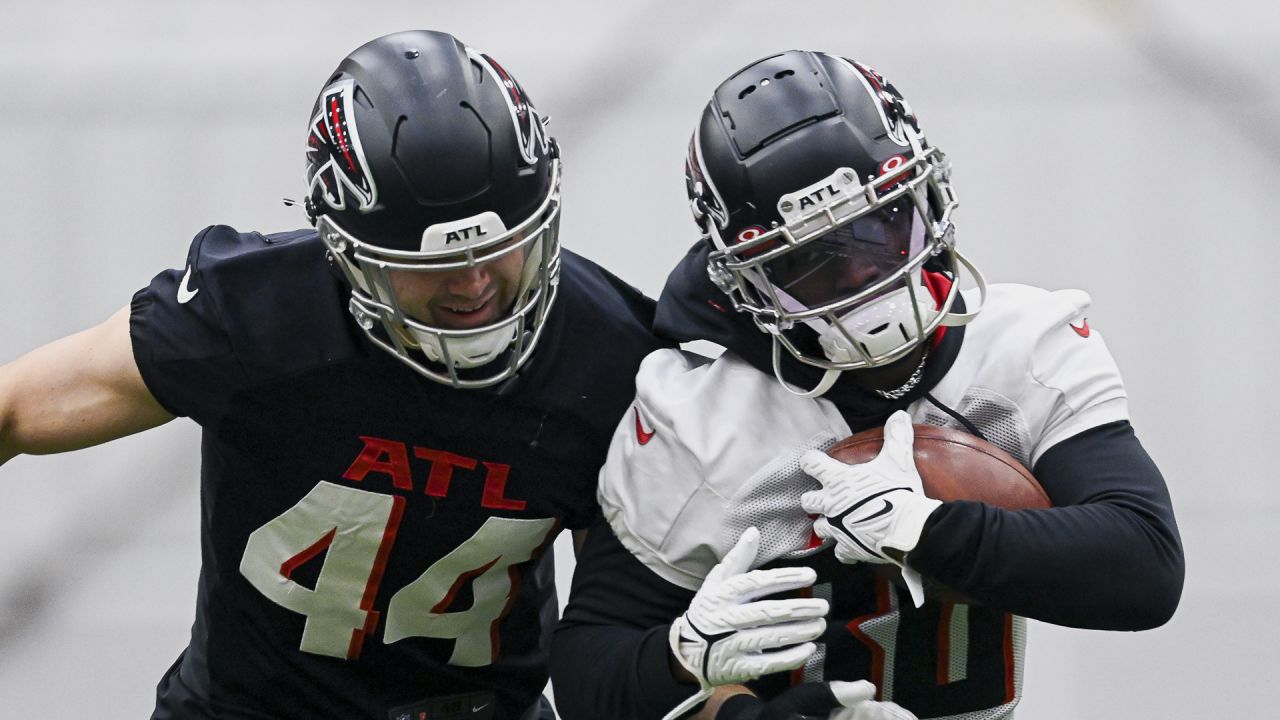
[826,423,1051,603]
[826,423,1050,509]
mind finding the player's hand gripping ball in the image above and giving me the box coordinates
[801,410,1050,606]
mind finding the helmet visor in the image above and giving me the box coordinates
[762,197,926,308]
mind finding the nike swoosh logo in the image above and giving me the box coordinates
[858,499,894,523]
[177,266,199,304]
[1070,319,1090,338]
[634,407,656,445]
[472,703,489,713]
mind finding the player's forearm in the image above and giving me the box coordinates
[912,500,1181,628]
[910,421,1183,629]
[551,621,752,720]
[553,517,708,719]
[551,621,703,720]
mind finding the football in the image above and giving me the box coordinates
[826,423,1050,509]
[825,423,1051,604]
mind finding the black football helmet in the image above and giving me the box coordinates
[686,51,985,396]
[305,30,561,388]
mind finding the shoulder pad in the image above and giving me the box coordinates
[599,349,850,589]
[922,284,1128,466]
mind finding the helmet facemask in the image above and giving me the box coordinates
[687,50,987,398]
[318,159,562,389]
[706,137,984,379]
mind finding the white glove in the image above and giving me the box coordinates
[799,410,942,608]
[664,526,829,720]
[712,680,917,720]
[827,680,918,720]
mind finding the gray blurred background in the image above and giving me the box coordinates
[1,1,1277,717]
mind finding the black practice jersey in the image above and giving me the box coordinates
[130,225,666,719]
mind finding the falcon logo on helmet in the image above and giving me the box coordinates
[306,79,378,213]
[471,50,548,166]
[304,31,563,391]
[836,56,918,146]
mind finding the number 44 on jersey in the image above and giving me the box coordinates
[239,481,556,665]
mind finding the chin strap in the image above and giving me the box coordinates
[772,338,842,399]
[938,248,987,327]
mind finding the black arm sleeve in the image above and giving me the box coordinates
[908,420,1184,630]
[551,516,703,720]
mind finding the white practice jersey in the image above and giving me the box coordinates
[597,283,1129,719]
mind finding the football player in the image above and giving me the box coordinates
[551,50,1184,720]
[0,30,668,719]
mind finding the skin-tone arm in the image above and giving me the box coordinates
[0,305,174,466]
[693,686,755,719]
[667,658,753,719]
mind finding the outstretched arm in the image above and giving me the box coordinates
[0,306,174,465]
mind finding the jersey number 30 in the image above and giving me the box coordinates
[239,481,556,665]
